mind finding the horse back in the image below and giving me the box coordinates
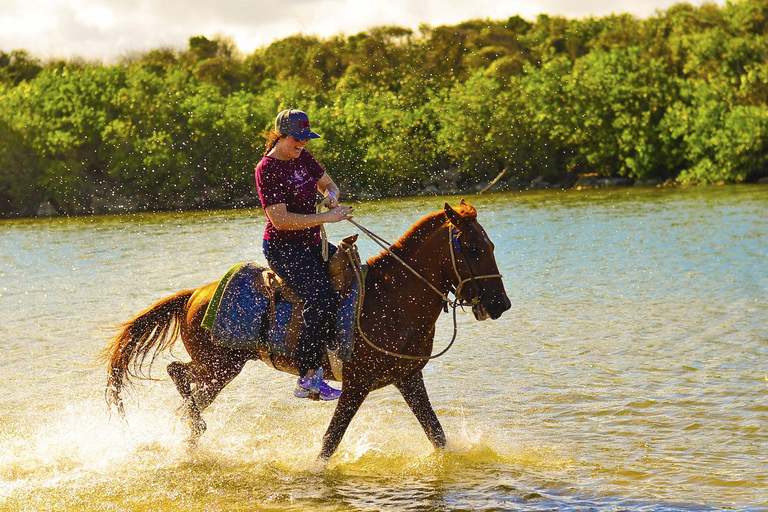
[186,281,218,327]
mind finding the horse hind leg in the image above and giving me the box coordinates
[168,355,249,447]
[167,361,207,445]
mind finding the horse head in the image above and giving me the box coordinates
[444,200,512,321]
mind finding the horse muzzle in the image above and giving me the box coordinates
[473,294,511,321]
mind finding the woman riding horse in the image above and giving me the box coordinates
[103,200,511,460]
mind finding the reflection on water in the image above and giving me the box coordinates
[1,185,766,511]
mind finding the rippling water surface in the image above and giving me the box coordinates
[1,185,766,511]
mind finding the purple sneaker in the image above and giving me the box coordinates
[294,368,341,401]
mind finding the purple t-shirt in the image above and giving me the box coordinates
[255,149,326,244]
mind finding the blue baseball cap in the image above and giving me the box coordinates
[274,109,321,140]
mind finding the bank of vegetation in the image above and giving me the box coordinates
[1,0,767,217]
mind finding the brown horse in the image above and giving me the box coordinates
[103,200,511,460]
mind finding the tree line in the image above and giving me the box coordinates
[1,0,767,217]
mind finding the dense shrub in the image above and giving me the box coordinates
[1,0,767,216]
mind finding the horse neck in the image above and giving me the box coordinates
[366,215,453,308]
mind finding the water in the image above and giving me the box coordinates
[1,185,766,511]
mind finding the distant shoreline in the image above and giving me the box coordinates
[12,178,768,220]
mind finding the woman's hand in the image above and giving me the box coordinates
[266,202,352,231]
[324,205,354,223]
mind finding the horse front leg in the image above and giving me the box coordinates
[318,383,370,460]
[394,370,446,450]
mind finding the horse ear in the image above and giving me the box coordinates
[444,202,464,228]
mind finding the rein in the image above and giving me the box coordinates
[343,217,502,361]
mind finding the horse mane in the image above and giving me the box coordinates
[367,202,477,267]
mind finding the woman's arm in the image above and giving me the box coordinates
[265,203,353,231]
[317,172,340,208]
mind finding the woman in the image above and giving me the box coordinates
[255,109,354,401]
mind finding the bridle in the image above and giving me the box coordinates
[344,218,502,360]
[448,226,503,309]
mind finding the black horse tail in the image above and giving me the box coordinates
[100,290,194,416]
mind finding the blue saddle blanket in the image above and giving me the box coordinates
[202,262,360,361]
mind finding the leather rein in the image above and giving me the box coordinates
[344,217,502,361]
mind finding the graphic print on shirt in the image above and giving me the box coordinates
[282,163,314,205]
[288,169,311,190]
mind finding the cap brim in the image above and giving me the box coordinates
[290,129,321,139]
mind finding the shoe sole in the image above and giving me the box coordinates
[294,388,340,401]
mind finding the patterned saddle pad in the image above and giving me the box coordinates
[201,262,361,362]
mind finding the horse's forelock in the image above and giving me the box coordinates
[455,202,477,219]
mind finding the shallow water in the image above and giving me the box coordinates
[1,185,766,511]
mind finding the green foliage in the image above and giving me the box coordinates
[434,71,546,181]
[525,48,677,179]
[665,73,768,184]
[313,76,445,196]
[1,64,122,214]
[1,1,768,216]
[0,112,43,215]
[0,50,43,86]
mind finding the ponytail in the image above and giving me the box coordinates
[264,130,284,156]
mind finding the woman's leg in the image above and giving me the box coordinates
[264,241,338,377]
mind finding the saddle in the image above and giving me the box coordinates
[261,233,361,302]
[202,234,363,380]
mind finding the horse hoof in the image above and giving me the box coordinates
[186,434,201,451]
[186,417,206,447]
[189,414,207,436]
